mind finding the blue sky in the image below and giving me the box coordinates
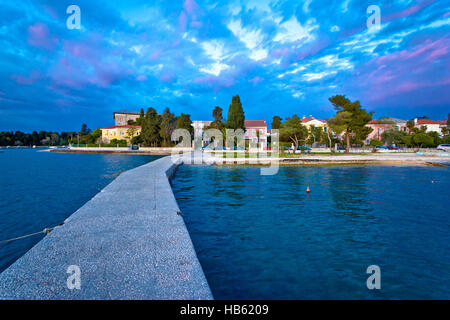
[0,0,449,131]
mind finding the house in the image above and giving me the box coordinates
[414,118,445,135]
[383,118,408,132]
[113,110,141,126]
[301,115,328,132]
[101,125,142,143]
[365,120,395,144]
[244,120,268,150]
[192,120,268,150]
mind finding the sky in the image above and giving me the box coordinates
[0,0,449,132]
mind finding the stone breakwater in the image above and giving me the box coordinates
[0,156,212,300]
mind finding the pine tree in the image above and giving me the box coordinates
[160,107,176,147]
[328,95,373,152]
[226,95,245,131]
[272,116,282,129]
[141,107,162,147]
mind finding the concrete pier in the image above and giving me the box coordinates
[0,156,212,299]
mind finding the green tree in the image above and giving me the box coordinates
[412,133,434,149]
[31,131,40,146]
[369,139,383,146]
[272,116,282,129]
[327,111,351,152]
[160,107,176,147]
[406,120,417,134]
[328,95,373,152]
[90,128,102,144]
[307,126,326,145]
[80,124,90,136]
[226,95,245,131]
[177,113,194,136]
[127,127,138,143]
[279,115,308,151]
[133,108,145,126]
[141,107,162,147]
[208,106,225,131]
[381,130,406,146]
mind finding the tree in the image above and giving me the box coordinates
[160,107,176,147]
[136,108,145,126]
[279,115,309,151]
[80,124,90,136]
[327,111,351,152]
[369,139,383,146]
[412,133,433,149]
[272,116,282,129]
[328,95,373,152]
[127,127,138,143]
[226,95,245,131]
[406,120,417,134]
[381,130,406,146]
[31,131,40,146]
[208,106,225,131]
[177,113,194,137]
[141,107,162,147]
[307,126,326,145]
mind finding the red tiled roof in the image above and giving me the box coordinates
[301,116,327,123]
[101,125,142,130]
[245,120,267,127]
[416,119,441,125]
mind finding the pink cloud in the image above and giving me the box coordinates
[149,49,162,61]
[272,48,289,58]
[384,0,435,22]
[249,76,264,86]
[11,70,41,85]
[190,21,203,28]
[178,11,188,31]
[27,23,59,51]
[136,75,147,82]
[159,72,176,83]
[184,0,200,17]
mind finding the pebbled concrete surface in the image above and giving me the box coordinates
[0,156,212,300]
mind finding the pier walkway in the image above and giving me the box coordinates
[0,156,212,299]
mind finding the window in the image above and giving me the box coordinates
[120,131,124,135]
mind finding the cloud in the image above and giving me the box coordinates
[273,16,318,45]
[27,23,59,51]
[227,19,268,61]
[1,0,449,131]
[330,25,340,32]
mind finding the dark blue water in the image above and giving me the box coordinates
[172,165,450,299]
[0,149,160,272]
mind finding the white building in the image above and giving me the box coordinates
[192,120,268,150]
[414,118,445,135]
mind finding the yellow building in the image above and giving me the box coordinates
[101,125,142,143]
[301,115,328,132]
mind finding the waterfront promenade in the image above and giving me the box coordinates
[0,156,212,299]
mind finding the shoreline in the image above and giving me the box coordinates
[47,149,450,167]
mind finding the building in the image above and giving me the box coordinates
[301,115,328,132]
[365,120,395,143]
[244,120,268,150]
[113,110,141,126]
[101,125,142,143]
[192,120,268,150]
[383,118,408,132]
[414,118,445,135]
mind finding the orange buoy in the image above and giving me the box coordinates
[306,186,311,193]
